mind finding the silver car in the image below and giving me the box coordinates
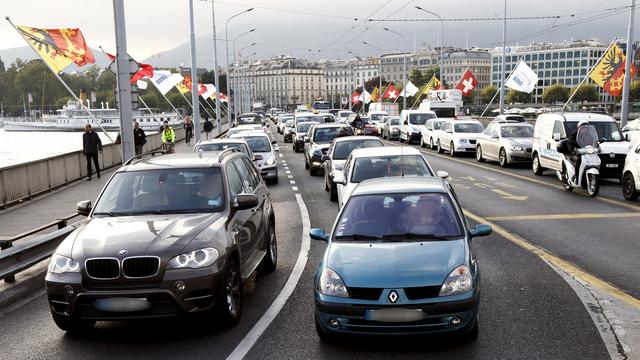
[381,116,401,140]
[476,122,534,167]
[230,132,279,183]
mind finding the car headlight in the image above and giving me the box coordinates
[48,254,80,274]
[458,138,469,143]
[439,265,473,296]
[392,128,399,133]
[265,154,276,166]
[318,268,349,297]
[510,145,523,151]
[167,247,219,269]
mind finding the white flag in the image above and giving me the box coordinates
[505,61,538,93]
[136,80,148,90]
[149,70,184,95]
[201,84,217,99]
[358,89,371,104]
[399,81,419,97]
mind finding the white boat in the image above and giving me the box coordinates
[3,100,182,132]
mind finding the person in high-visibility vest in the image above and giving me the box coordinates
[162,121,176,154]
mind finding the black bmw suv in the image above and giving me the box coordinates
[45,149,277,332]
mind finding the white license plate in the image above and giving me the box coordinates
[606,163,619,168]
[365,308,427,323]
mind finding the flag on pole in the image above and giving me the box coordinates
[16,25,95,73]
[130,63,154,84]
[505,61,538,93]
[358,89,371,104]
[382,84,399,100]
[399,81,419,97]
[590,42,638,97]
[149,70,184,96]
[201,84,217,99]
[176,76,192,94]
[421,76,441,95]
[197,82,207,96]
[351,90,361,104]
[370,86,380,102]
[136,80,148,90]
[455,69,478,96]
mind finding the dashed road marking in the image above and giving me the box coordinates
[486,212,640,221]
[291,186,298,191]
[289,180,296,185]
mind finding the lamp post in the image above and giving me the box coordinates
[231,29,255,120]
[237,42,256,114]
[415,6,444,87]
[210,0,221,133]
[225,7,254,126]
[383,27,407,110]
[363,41,383,102]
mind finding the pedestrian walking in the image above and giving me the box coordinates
[133,121,146,156]
[82,124,102,181]
[162,121,176,154]
[203,118,213,140]
[184,116,194,145]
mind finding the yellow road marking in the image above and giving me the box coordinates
[464,208,640,310]
[474,183,493,189]
[486,212,640,221]
[491,189,529,201]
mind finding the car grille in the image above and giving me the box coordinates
[85,258,119,279]
[469,140,477,144]
[123,257,160,278]
[348,287,383,301]
[404,285,441,300]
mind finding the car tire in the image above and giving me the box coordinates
[623,172,640,201]
[325,176,330,191]
[310,167,317,176]
[315,315,338,343]
[450,142,456,157]
[532,154,544,175]
[305,159,309,170]
[499,148,508,167]
[216,259,243,327]
[420,137,426,148]
[437,141,444,154]
[258,223,277,273]
[51,313,95,334]
[430,137,435,150]
[330,183,338,202]
[476,146,485,162]
[399,134,405,143]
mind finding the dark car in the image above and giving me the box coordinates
[304,124,354,176]
[45,150,277,332]
[293,121,319,152]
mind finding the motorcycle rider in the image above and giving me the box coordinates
[351,115,364,129]
[567,120,595,183]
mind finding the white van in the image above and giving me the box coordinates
[531,112,629,180]
[399,110,437,144]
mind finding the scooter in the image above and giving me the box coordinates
[555,125,601,197]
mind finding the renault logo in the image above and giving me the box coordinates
[609,153,615,159]
[388,290,398,303]
[117,249,128,256]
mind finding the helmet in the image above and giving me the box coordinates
[577,120,589,128]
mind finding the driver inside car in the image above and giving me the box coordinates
[184,173,224,209]
[409,196,445,235]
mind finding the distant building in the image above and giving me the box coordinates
[441,50,491,90]
[323,59,352,108]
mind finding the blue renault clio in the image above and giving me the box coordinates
[310,177,492,339]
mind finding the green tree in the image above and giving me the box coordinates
[542,83,569,104]
[629,80,640,101]
[506,89,530,104]
[480,85,498,104]
[569,84,598,103]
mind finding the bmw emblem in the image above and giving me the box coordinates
[117,249,128,256]
[609,153,615,159]
[388,290,399,303]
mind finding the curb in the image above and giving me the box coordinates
[0,260,47,313]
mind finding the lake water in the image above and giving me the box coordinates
[0,130,119,168]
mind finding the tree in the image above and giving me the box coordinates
[480,85,498,104]
[542,83,569,104]
[569,84,598,103]
[629,80,640,101]
[506,89,530,104]
[409,69,427,88]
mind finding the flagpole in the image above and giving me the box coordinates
[480,86,502,117]
[138,95,164,128]
[621,0,636,128]
[562,38,618,111]
[150,84,186,122]
[5,17,114,141]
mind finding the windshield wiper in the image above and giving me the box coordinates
[334,234,380,240]
[92,211,134,216]
[382,233,451,241]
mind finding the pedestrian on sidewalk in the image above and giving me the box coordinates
[133,121,146,156]
[184,116,194,145]
[82,124,102,181]
[203,118,213,140]
[162,121,176,154]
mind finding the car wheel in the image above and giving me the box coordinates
[325,175,330,191]
[532,154,544,175]
[399,134,404,143]
[499,148,508,167]
[51,313,95,334]
[420,137,425,148]
[476,146,485,162]
[450,142,456,157]
[429,137,435,150]
[623,172,640,201]
[310,167,317,176]
[315,315,338,343]
[259,223,277,273]
[216,259,242,327]
[437,141,444,154]
[305,159,309,170]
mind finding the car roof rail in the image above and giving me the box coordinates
[217,148,241,162]
[124,150,167,166]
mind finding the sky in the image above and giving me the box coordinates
[1,0,638,64]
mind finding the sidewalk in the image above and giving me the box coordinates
[0,128,226,238]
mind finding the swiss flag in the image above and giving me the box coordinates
[382,84,399,100]
[455,69,478,96]
[351,90,361,105]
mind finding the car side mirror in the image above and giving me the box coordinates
[234,193,259,210]
[254,154,263,161]
[556,139,570,154]
[625,133,631,142]
[333,170,346,185]
[470,224,492,238]
[304,137,310,143]
[436,170,449,179]
[76,200,92,216]
[309,228,329,241]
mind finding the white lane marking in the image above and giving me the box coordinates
[289,180,296,185]
[279,153,283,158]
[288,175,294,179]
[285,170,291,174]
[291,186,299,191]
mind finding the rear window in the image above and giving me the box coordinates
[296,122,317,132]
[242,136,271,153]
[409,113,436,125]
[454,123,484,133]
[333,139,382,160]
[501,126,533,138]
[195,143,249,155]
[351,155,432,183]
[433,108,456,118]
[313,127,353,143]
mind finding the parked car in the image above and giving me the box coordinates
[283,119,296,143]
[310,176,490,340]
[476,123,534,167]
[332,146,435,207]
[399,110,437,144]
[230,132,279,184]
[46,150,277,332]
[381,116,401,140]
[437,119,484,157]
[421,118,447,149]
[622,141,640,200]
[323,136,383,201]
[304,124,354,176]
[293,121,319,152]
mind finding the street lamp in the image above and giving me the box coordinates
[235,40,256,114]
[231,28,255,120]
[415,6,444,88]
[383,27,407,110]
[363,41,383,103]
[225,7,254,125]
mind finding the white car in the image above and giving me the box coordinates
[436,119,484,157]
[622,118,640,144]
[226,125,263,138]
[337,110,354,124]
[399,110,436,144]
[622,141,640,201]
[368,111,388,134]
[229,132,279,184]
[332,146,436,207]
[420,118,447,150]
[277,115,294,134]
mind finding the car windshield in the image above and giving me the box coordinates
[389,118,400,126]
[296,122,317,132]
[339,112,352,118]
[280,117,293,123]
[195,143,249,155]
[333,139,382,160]
[242,136,271,152]
[565,121,624,142]
[501,126,533,138]
[93,168,225,215]
[334,193,462,240]
[454,123,484,133]
[370,113,386,121]
[285,120,294,127]
[409,113,435,125]
[351,155,432,183]
[297,116,324,123]
[314,127,352,143]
